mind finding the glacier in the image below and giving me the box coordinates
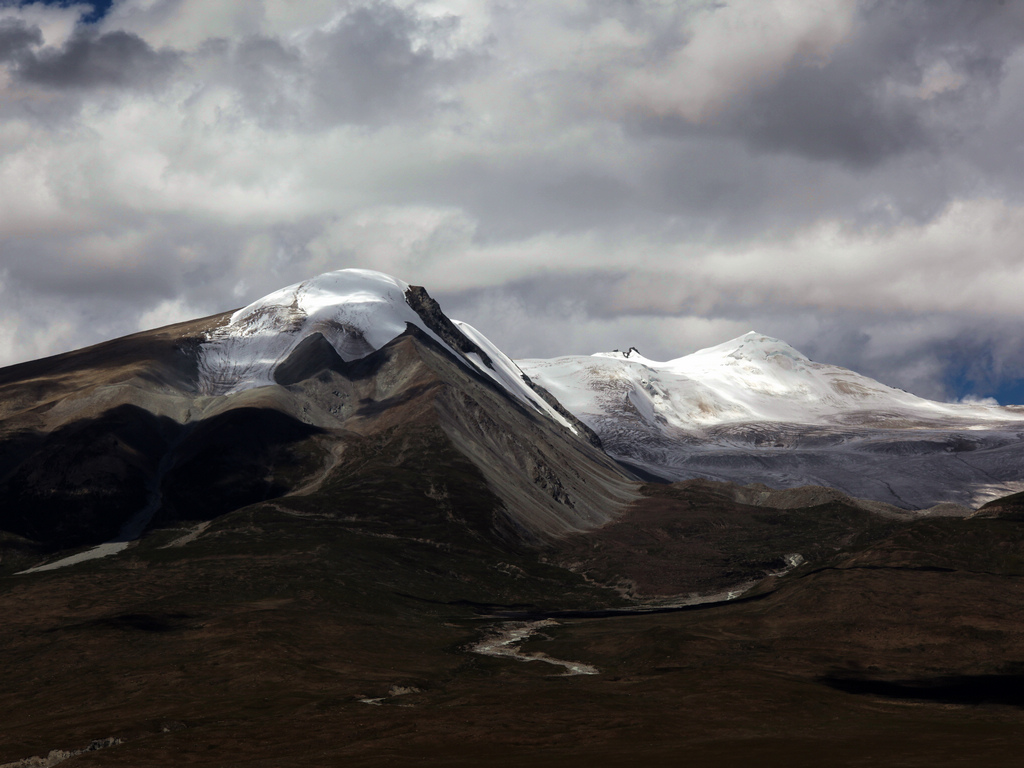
[519,332,1024,510]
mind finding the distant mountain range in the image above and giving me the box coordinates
[4,267,1023,567]
[521,331,1024,509]
[170,266,1024,511]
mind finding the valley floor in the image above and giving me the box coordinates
[4,500,1024,767]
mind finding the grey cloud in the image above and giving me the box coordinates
[422,158,642,242]
[0,211,332,318]
[695,0,1024,168]
[16,29,181,90]
[230,36,305,122]
[0,18,41,60]
[197,5,477,129]
[731,55,928,168]
[0,232,197,304]
[414,130,946,249]
[304,4,472,126]
[429,0,1024,245]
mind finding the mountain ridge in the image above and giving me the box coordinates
[0,270,637,565]
[519,330,1024,509]
[5,267,1024,563]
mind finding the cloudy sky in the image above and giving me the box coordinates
[1,0,1024,402]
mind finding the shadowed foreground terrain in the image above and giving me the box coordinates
[4,491,1024,767]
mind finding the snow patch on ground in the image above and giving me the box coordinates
[16,539,134,575]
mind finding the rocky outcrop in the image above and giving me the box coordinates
[404,285,493,366]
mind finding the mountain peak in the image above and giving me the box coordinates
[229,268,413,342]
[592,345,656,364]
[590,332,810,370]
[194,268,582,436]
[689,331,810,366]
[198,269,424,395]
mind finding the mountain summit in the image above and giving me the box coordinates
[197,269,579,434]
[677,330,810,363]
[199,269,437,395]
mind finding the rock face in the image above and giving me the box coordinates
[519,332,1024,509]
[0,270,636,558]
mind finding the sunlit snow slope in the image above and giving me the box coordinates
[198,269,576,432]
[519,333,1024,510]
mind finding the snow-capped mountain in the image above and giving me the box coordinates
[519,332,1024,509]
[197,277,1024,510]
[0,269,637,561]
[198,269,577,434]
[8,266,1024,566]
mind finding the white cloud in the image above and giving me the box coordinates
[103,0,269,49]
[679,198,1024,317]
[957,394,1000,406]
[0,1,88,46]
[136,296,204,331]
[0,302,77,367]
[617,0,859,121]
[0,0,1021,403]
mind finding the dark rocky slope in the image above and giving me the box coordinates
[0,289,635,562]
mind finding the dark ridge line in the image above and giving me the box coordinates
[611,458,671,484]
[405,286,603,447]
[487,589,773,620]
[394,592,542,613]
[820,673,1024,708]
[395,589,774,620]
[404,285,493,368]
[519,373,605,449]
[780,563,957,583]
[797,563,1024,579]
[819,564,957,574]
